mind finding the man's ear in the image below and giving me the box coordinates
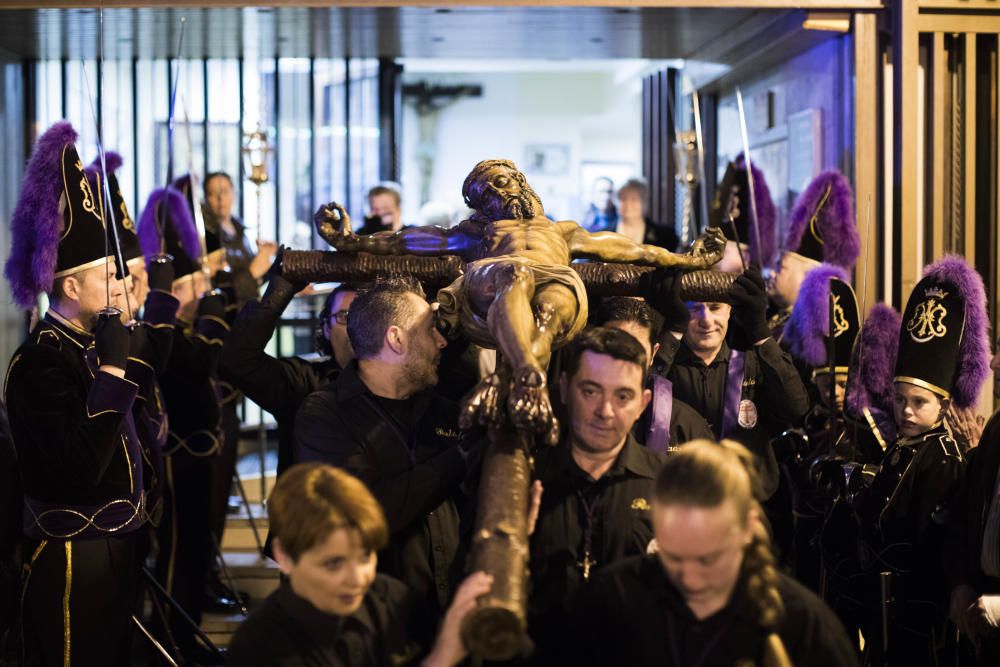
[385,324,406,356]
[62,275,82,302]
[559,372,569,406]
[650,342,661,364]
[272,538,295,576]
[640,387,652,413]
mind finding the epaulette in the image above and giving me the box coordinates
[929,431,963,461]
[33,326,62,350]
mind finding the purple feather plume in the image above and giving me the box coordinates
[4,121,79,308]
[786,170,859,268]
[922,255,992,409]
[84,150,124,179]
[846,303,901,419]
[784,264,849,366]
[137,186,201,263]
[734,153,776,266]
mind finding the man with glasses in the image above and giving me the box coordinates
[220,255,358,479]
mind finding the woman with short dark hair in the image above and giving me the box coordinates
[226,463,492,667]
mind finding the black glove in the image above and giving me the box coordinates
[727,265,770,346]
[640,268,690,334]
[94,312,130,370]
[197,291,228,321]
[261,247,307,308]
[147,256,175,292]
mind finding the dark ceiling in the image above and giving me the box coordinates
[0,6,795,61]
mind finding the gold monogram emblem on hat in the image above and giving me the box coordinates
[832,293,849,337]
[907,288,949,343]
[120,200,135,232]
[76,160,98,217]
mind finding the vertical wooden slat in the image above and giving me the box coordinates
[930,32,948,260]
[893,0,920,308]
[964,32,978,261]
[854,12,879,314]
[883,46,895,306]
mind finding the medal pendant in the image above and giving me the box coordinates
[737,399,758,429]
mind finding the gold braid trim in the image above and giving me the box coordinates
[63,542,72,667]
[26,496,144,539]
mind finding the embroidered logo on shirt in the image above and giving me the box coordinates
[631,497,651,511]
[435,427,463,439]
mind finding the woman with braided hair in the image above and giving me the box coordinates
[569,439,856,666]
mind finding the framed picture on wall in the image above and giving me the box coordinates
[524,143,571,176]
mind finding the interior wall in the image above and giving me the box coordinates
[714,34,855,258]
[399,69,643,225]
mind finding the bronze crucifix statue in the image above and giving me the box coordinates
[311,159,726,659]
[316,159,725,442]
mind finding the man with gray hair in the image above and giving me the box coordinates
[294,277,484,626]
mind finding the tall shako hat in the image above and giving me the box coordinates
[784,170,860,269]
[709,155,777,266]
[894,255,991,409]
[783,264,860,376]
[137,185,202,279]
[4,121,113,308]
[85,152,142,264]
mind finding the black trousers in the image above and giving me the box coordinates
[21,532,142,667]
[209,399,241,550]
[154,452,214,653]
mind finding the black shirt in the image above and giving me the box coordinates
[226,576,422,667]
[219,280,340,477]
[571,554,858,667]
[295,362,477,614]
[655,338,810,498]
[631,379,714,451]
[528,435,663,661]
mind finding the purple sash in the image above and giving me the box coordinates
[720,349,746,437]
[647,375,675,455]
[23,491,145,540]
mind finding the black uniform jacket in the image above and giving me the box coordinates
[655,337,810,498]
[127,290,180,520]
[226,576,422,667]
[856,423,965,576]
[947,411,1000,595]
[5,311,143,540]
[160,312,230,456]
[219,290,339,476]
[294,362,474,613]
[632,391,715,451]
[528,436,663,661]
[571,554,858,667]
